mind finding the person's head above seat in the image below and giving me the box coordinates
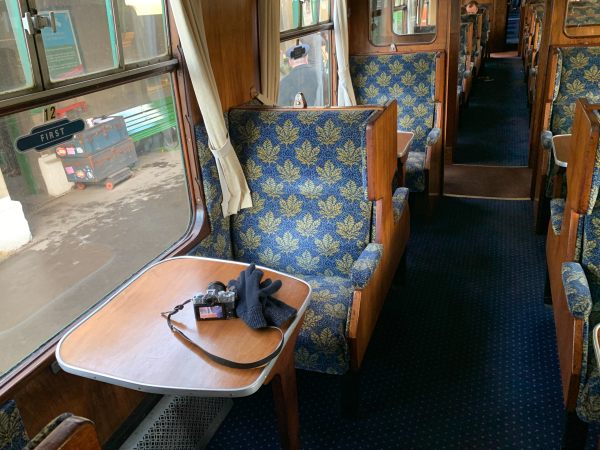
[285,43,310,68]
[466,0,479,14]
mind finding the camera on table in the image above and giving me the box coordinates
[192,281,237,320]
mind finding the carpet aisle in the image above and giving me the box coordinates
[207,198,594,449]
[453,56,530,166]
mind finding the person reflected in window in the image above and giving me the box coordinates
[278,43,319,107]
[465,0,479,14]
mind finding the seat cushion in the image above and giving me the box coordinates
[0,400,29,450]
[405,152,426,193]
[550,198,565,236]
[393,187,409,222]
[294,275,355,375]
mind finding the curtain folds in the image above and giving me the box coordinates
[257,0,281,106]
[333,0,356,106]
[170,0,252,217]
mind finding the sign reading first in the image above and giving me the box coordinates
[16,118,85,152]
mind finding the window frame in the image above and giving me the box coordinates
[369,0,437,47]
[0,0,173,103]
[0,1,204,387]
[279,0,336,107]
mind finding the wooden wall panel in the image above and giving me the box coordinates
[203,0,260,111]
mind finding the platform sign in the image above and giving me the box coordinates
[40,10,84,80]
[15,119,85,152]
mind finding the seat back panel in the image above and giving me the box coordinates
[350,52,437,151]
[227,107,377,277]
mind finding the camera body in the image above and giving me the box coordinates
[192,281,237,320]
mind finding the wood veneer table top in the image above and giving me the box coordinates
[56,257,311,397]
[397,131,414,159]
[552,134,572,168]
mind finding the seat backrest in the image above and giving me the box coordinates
[0,400,29,450]
[550,46,600,135]
[459,23,469,84]
[227,107,378,277]
[350,52,436,151]
[566,1,600,28]
[194,105,390,278]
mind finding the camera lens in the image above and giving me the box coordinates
[207,281,226,292]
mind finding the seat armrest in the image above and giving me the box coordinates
[31,415,101,450]
[464,69,472,79]
[426,128,441,146]
[562,262,593,320]
[351,243,384,289]
[392,187,409,222]
[541,130,553,150]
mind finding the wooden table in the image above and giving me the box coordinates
[397,131,414,187]
[552,134,572,168]
[56,256,311,449]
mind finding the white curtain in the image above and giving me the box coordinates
[257,0,281,106]
[333,0,356,106]
[170,0,252,217]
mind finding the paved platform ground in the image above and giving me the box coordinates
[0,150,189,375]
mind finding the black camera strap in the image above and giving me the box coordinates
[161,300,285,369]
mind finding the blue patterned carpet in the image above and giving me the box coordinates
[454,56,530,167]
[506,9,520,46]
[207,198,600,449]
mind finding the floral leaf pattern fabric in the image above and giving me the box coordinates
[393,187,409,223]
[566,3,600,27]
[406,152,427,193]
[551,47,600,136]
[574,211,600,422]
[550,198,565,236]
[351,243,383,289]
[350,52,436,151]
[295,275,355,374]
[0,400,28,450]
[562,262,593,320]
[228,108,376,277]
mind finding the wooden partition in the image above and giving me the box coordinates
[546,99,600,409]
[348,0,450,194]
[529,0,600,230]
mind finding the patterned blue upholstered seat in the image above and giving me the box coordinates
[550,198,565,236]
[0,400,28,450]
[349,52,439,193]
[194,106,404,375]
[545,47,600,198]
[554,106,600,423]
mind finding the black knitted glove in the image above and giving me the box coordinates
[257,278,296,326]
[229,264,267,329]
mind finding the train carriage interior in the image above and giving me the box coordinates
[4,0,600,449]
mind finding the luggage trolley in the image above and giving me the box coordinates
[55,116,137,190]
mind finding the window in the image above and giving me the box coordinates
[0,0,35,94]
[0,0,192,378]
[370,0,437,46]
[564,0,600,37]
[278,0,332,107]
